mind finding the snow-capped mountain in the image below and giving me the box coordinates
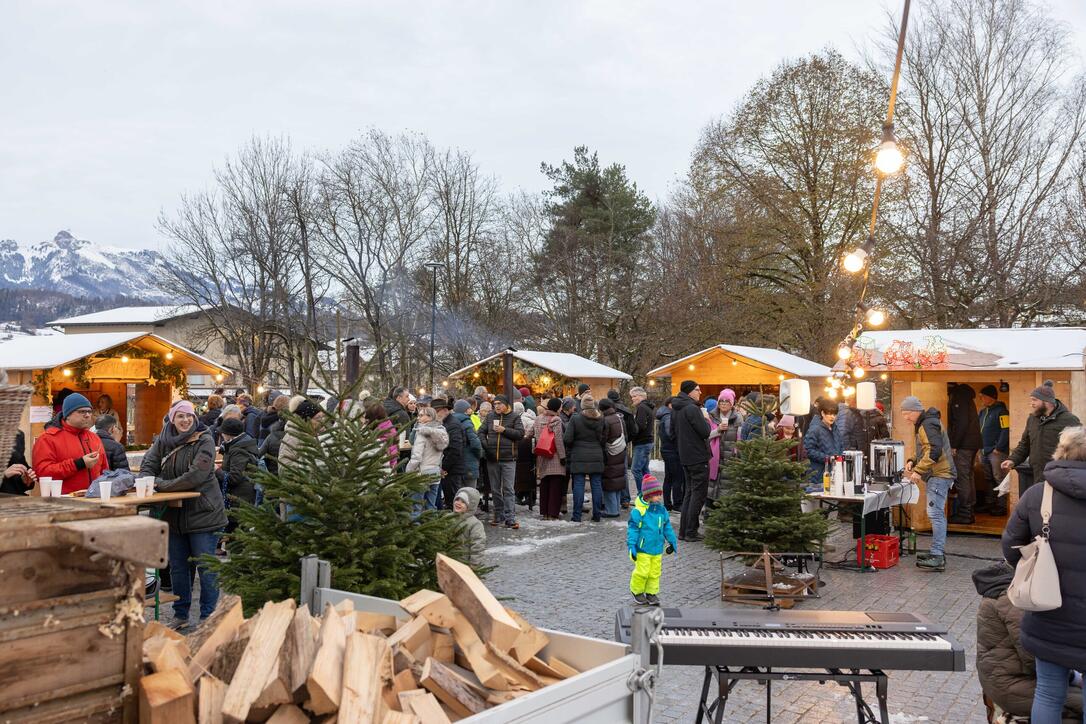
[0,230,178,302]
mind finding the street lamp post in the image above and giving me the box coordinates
[424,262,444,395]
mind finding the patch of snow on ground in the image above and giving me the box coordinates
[888,714,930,723]
[489,532,592,557]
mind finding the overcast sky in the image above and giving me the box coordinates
[3,1,1085,250]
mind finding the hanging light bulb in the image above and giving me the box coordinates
[256,384,266,394]
[880,372,889,380]
[418,387,426,395]
[777,374,785,381]
[843,386,855,397]
[827,387,839,400]
[165,351,174,360]
[441,380,449,388]
[62,368,72,377]
[853,366,866,378]
[472,371,480,379]
[688,363,695,371]
[843,236,876,274]
[648,379,656,387]
[731,359,738,366]
[837,345,852,361]
[215,373,224,382]
[875,124,905,175]
[121,355,130,363]
[865,307,887,327]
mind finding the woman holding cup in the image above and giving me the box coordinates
[139,401,227,629]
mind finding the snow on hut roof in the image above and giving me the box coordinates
[449,349,632,381]
[48,305,201,327]
[0,331,232,375]
[647,344,832,378]
[857,327,1086,371]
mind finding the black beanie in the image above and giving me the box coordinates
[980,384,998,399]
[598,398,614,411]
[547,397,562,412]
[577,383,590,395]
[220,418,244,437]
[494,394,510,405]
[607,389,620,402]
[295,399,321,420]
[680,380,698,394]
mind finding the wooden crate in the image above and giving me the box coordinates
[0,496,167,723]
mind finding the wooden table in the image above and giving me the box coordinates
[69,491,201,508]
[70,491,201,620]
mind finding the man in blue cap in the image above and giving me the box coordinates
[33,392,109,494]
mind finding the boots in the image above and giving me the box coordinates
[916,555,946,572]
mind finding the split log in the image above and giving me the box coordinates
[525,656,568,680]
[399,591,456,629]
[253,627,295,710]
[435,554,519,651]
[381,711,420,724]
[289,604,319,696]
[145,620,189,648]
[188,595,244,681]
[401,692,451,724]
[197,675,227,724]
[546,655,580,679]
[356,611,400,635]
[483,642,544,691]
[387,615,430,657]
[417,657,490,718]
[448,618,506,690]
[140,669,196,724]
[504,608,548,665]
[339,633,388,723]
[208,636,249,684]
[145,636,191,678]
[221,599,296,723]
[265,705,310,724]
[306,604,348,714]
[431,632,454,665]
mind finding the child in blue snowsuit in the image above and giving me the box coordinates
[627,474,678,605]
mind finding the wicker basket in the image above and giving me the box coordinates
[0,385,33,460]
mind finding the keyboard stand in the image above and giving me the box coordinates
[694,665,890,724]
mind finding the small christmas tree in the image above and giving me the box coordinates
[209,409,479,614]
[705,434,828,554]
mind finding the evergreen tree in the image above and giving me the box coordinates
[208,410,479,613]
[705,435,828,554]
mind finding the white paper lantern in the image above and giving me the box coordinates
[856,381,877,410]
[779,378,811,415]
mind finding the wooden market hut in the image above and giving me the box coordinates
[858,327,1086,535]
[447,349,631,400]
[0,331,232,447]
[646,344,832,400]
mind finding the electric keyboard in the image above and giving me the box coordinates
[615,607,966,672]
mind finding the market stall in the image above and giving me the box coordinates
[447,349,631,400]
[0,331,232,447]
[646,344,832,400]
[856,327,1086,535]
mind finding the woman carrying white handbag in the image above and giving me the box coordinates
[1002,425,1086,724]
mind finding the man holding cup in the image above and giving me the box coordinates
[33,393,108,495]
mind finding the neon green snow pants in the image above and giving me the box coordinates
[630,552,663,595]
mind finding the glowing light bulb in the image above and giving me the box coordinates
[853,367,865,379]
[256,385,265,394]
[648,380,656,387]
[778,374,785,381]
[880,373,889,380]
[121,355,130,363]
[472,371,480,379]
[62,368,72,377]
[866,308,886,327]
[731,359,738,366]
[837,346,852,361]
[843,248,868,273]
[215,373,224,382]
[876,141,904,174]
[165,351,174,360]
[843,386,855,397]
[827,387,839,400]
[541,376,551,385]
[688,363,695,371]
[418,387,426,395]
[441,380,449,387]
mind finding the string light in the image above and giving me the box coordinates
[880,372,889,380]
[853,367,866,379]
[418,387,426,395]
[731,359,738,366]
[62,368,72,377]
[777,374,785,381]
[256,385,265,394]
[541,376,551,385]
[843,386,855,398]
[866,308,887,327]
[875,124,905,175]
[837,346,852,361]
[215,373,224,382]
[688,363,695,371]
[827,387,839,400]
[121,355,130,363]
[441,380,449,388]
[843,237,875,274]
[165,351,174,360]
[648,379,656,387]
[472,371,480,379]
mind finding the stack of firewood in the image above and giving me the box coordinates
[139,554,581,723]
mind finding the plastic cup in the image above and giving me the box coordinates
[39,477,53,497]
[49,479,63,497]
[493,420,500,430]
[99,484,111,502]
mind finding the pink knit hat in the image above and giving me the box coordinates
[719,388,736,404]
[169,400,196,422]
[641,475,663,498]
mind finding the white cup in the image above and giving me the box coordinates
[99,483,111,502]
[136,477,154,498]
[49,479,63,497]
[39,477,53,497]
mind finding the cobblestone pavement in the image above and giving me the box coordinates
[483,502,1003,723]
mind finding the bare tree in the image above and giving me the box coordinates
[877,0,1086,327]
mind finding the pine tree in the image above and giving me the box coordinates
[704,434,828,554]
[208,410,479,613]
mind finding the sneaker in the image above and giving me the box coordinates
[505,522,520,530]
[632,593,649,605]
[167,616,190,632]
[916,550,933,560]
[916,555,946,572]
[687,532,704,542]
[646,594,660,606]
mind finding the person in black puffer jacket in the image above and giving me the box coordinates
[140,401,226,628]
[973,561,1083,722]
[670,381,710,541]
[1002,425,1086,722]
[656,400,684,511]
[563,395,606,522]
[599,398,627,518]
[93,414,130,471]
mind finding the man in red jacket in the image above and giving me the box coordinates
[33,393,108,494]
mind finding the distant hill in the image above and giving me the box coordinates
[0,230,180,326]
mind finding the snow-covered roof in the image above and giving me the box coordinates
[857,328,1086,371]
[48,305,201,327]
[647,344,832,378]
[0,332,231,375]
[448,349,632,381]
